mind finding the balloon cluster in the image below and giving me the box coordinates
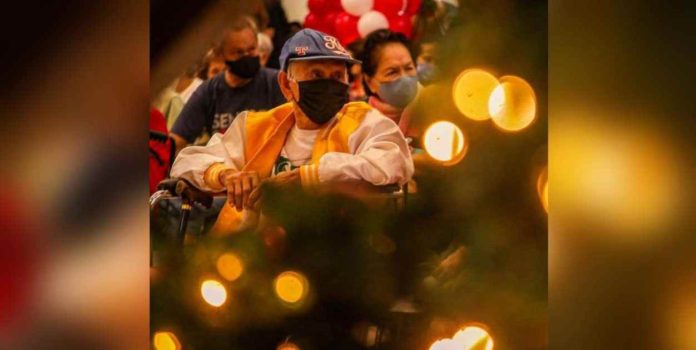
[305,0,421,46]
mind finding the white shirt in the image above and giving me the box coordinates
[272,125,319,176]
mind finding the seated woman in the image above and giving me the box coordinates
[361,29,419,135]
[361,29,430,176]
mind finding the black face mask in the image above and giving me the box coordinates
[294,79,349,125]
[225,55,260,79]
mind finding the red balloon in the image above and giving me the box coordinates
[375,0,404,17]
[306,11,339,35]
[326,0,343,11]
[304,12,322,30]
[322,12,339,35]
[334,11,360,45]
[389,15,413,38]
[405,0,421,15]
[308,0,330,15]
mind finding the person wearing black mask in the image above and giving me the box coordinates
[170,16,285,152]
[171,29,414,234]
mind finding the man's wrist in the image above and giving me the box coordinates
[204,163,232,191]
[218,169,232,185]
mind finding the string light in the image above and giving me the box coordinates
[429,338,459,350]
[423,121,467,165]
[153,331,181,350]
[452,68,500,121]
[428,324,494,350]
[201,279,227,307]
[277,341,300,350]
[488,75,537,132]
[452,325,494,350]
[216,252,244,282]
[274,271,309,305]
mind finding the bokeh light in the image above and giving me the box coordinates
[452,325,494,350]
[452,68,500,121]
[488,75,537,132]
[551,116,681,238]
[423,121,467,165]
[429,338,459,350]
[153,331,181,350]
[200,279,227,307]
[216,252,244,282]
[277,341,300,350]
[274,271,309,305]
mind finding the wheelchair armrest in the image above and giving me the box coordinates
[157,178,214,209]
[373,184,402,193]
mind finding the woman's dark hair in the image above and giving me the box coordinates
[360,29,415,78]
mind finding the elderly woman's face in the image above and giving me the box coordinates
[367,43,416,93]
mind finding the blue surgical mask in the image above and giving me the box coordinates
[377,75,419,109]
[417,62,437,85]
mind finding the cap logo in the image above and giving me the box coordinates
[295,46,310,56]
[323,35,351,57]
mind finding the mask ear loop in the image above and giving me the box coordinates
[286,75,301,105]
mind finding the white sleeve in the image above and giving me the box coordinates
[170,112,247,191]
[317,109,414,186]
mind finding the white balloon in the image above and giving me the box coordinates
[357,11,389,38]
[341,0,374,16]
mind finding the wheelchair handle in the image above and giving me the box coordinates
[156,178,214,209]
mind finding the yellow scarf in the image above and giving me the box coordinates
[210,101,372,235]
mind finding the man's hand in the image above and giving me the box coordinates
[247,169,301,211]
[220,170,260,211]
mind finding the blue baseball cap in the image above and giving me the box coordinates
[279,28,361,72]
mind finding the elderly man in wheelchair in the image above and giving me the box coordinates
[165,28,413,236]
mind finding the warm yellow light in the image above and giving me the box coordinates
[537,168,548,213]
[423,121,467,165]
[488,75,536,132]
[488,85,506,117]
[153,331,181,350]
[274,271,309,304]
[452,325,494,350]
[452,69,500,121]
[429,338,459,350]
[277,341,300,350]
[216,252,244,281]
[201,279,227,307]
[551,116,681,239]
[542,180,548,212]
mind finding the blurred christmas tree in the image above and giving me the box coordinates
[150,0,547,349]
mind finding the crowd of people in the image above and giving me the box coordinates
[150,1,455,234]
